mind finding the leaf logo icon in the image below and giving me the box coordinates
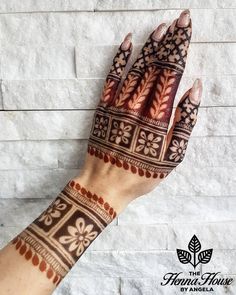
[176,235,213,269]
[198,249,213,264]
[188,235,201,253]
[177,249,191,264]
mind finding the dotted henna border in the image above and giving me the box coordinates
[11,236,62,286]
[68,180,117,219]
[87,145,169,179]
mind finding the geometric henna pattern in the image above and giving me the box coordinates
[88,93,199,178]
[100,45,132,107]
[88,20,194,179]
[165,94,199,164]
[151,21,192,73]
[128,30,159,77]
[11,181,116,286]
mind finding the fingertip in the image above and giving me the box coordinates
[177,9,191,27]
[189,78,202,105]
[121,32,132,50]
[152,23,167,41]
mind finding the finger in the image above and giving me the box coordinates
[146,10,192,124]
[114,24,167,109]
[129,23,167,77]
[100,33,132,106]
[164,79,202,165]
[155,9,191,73]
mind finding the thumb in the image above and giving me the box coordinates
[164,78,202,165]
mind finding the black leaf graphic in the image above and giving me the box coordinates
[188,235,201,253]
[198,249,213,264]
[177,249,192,264]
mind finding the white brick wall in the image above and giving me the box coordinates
[0,1,235,294]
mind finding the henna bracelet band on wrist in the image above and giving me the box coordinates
[11,180,116,286]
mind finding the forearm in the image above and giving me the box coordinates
[0,175,126,295]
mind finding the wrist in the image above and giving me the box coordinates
[72,172,131,215]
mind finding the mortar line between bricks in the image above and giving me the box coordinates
[1,105,236,112]
[1,195,236,201]
[2,221,236,227]
[0,135,236,142]
[118,277,122,295]
[2,74,236,80]
[0,80,3,110]
[73,47,77,78]
[0,8,235,14]
[0,135,236,143]
[94,8,236,12]
[0,164,236,171]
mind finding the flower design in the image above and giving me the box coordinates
[39,199,67,226]
[93,116,108,138]
[136,131,161,156]
[182,98,195,113]
[59,217,98,257]
[169,139,187,162]
[110,121,132,145]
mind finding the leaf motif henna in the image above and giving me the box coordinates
[100,79,116,103]
[149,69,176,119]
[115,74,139,107]
[128,66,158,111]
[89,20,196,179]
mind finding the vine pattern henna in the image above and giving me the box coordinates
[88,93,199,178]
[11,181,116,286]
[88,21,194,179]
[114,30,159,108]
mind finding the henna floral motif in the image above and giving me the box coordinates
[88,19,196,178]
[135,131,162,157]
[169,139,187,162]
[12,181,116,286]
[93,116,108,138]
[59,217,98,257]
[110,121,132,145]
[38,199,67,226]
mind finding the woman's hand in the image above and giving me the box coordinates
[0,10,203,295]
[75,9,203,212]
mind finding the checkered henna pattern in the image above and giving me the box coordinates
[88,20,197,179]
[11,181,116,286]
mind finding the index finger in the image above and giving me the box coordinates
[146,10,192,124]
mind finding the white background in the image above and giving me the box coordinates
[0,0,235,294]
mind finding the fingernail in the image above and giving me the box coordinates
[121,33,132,50]
[152,23,167,41]
[177,9,190,27]
[189,79,202,104]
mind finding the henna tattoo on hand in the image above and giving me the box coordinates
[88,21,195,179]
[11,181,116,286]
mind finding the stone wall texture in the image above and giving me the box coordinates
[0,1,236,294]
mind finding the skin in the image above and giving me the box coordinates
[0,10,202,295]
